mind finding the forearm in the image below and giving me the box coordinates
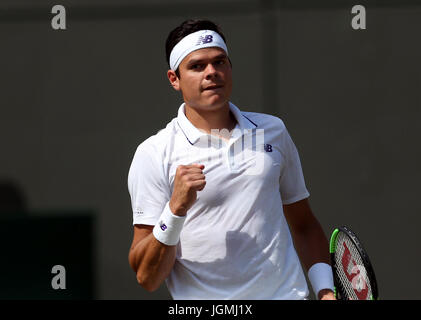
[290,218,335,299]
[129,232,177,292]
[283,199,335,299]
[289,216,330,272]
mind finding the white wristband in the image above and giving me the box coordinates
[308,263,334,299]
[152,202,186,246]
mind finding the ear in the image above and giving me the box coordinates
[167,69,180,91]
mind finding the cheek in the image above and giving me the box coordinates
[181,77,201,96]
[226,79,233,92]
[222,68,233,88]
[224,76,233,94]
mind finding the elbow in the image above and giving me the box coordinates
[129,252,162,292]
[136,271,161,292]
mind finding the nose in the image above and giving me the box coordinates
[204,63,218,80]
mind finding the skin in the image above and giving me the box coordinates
[167,47,236,137]
[128,45,335,300]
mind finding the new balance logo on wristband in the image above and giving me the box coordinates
[160,222,168,231]
[196,34,213,45]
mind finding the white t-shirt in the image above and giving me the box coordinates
[128,102,310,299]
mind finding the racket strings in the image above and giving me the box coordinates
[334,232,373,300]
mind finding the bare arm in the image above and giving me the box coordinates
[128,164,206,292]
[283,198,335,300]
[128,225,177,292]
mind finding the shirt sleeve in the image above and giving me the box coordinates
[128,143,171,226]
[278,125,310,205]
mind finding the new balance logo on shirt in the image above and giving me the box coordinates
[264,144,272,152]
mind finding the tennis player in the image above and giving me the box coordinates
[128,19,335,300]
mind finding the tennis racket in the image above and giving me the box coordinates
[329,226,379,300]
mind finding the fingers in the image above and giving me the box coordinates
[196,184,206,191]
[183,164,205,173]
[188,179,206,191]
[182,173,206,189]
[176,164,205,176]
[191,163,205,170]
[170,164,206,215]
[175,164,206,191]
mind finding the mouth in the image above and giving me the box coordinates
[203,84,224,91]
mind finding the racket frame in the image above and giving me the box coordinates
[329,226,379,300]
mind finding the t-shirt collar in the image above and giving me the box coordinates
[177,102,257,145]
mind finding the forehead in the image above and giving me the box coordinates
[181,47,227,65]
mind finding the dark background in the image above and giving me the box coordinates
[1,0,420,299]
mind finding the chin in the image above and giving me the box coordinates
[203,101,227,111]
[186,95,230,111]
[205,95,229,108]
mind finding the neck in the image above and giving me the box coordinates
[184,102,237,135]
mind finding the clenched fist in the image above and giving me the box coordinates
[169,164,206,216]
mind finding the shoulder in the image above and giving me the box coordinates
[128,120,178,186]
[128,119,179,183]
[241,110,287,133]
[133,118,177,160]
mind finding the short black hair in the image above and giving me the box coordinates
[165,19,227,75]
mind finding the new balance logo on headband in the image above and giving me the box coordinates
[170,30,228,70]
[196,34,213,45]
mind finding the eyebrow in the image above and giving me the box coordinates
[187,53,228,66]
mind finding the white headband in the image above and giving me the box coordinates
[169,29,228,71]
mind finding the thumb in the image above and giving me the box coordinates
[192,163,205,170]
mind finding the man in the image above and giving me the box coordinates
[128,19,335,300]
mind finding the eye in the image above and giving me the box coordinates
[191,64,203,70]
